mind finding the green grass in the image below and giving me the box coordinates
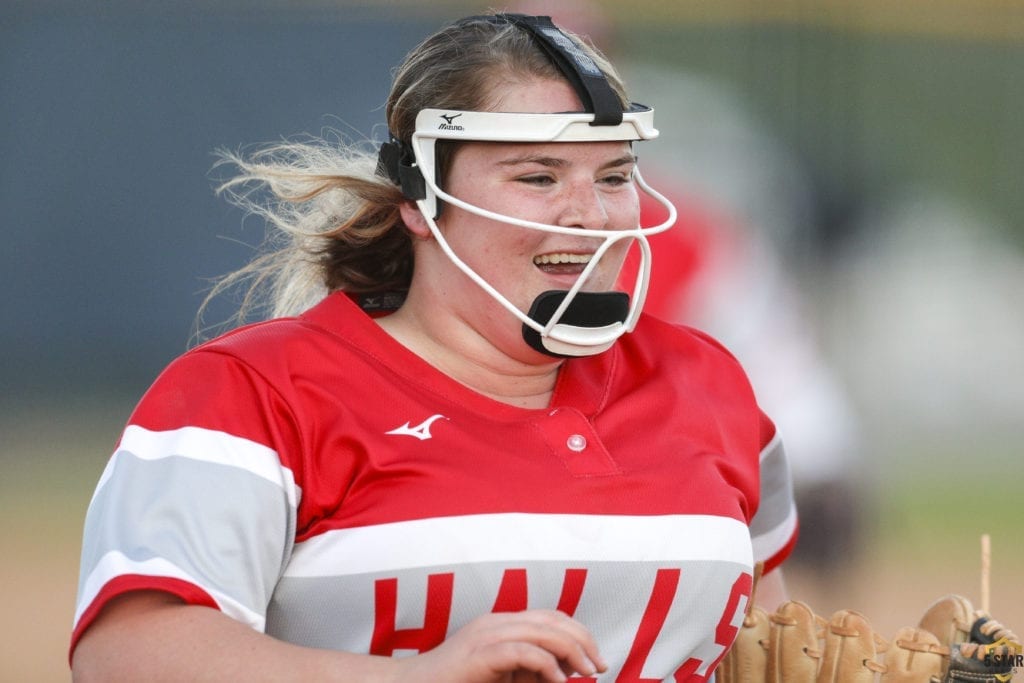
[873,456,1024,558]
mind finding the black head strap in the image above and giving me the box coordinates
[485,13,624,126]
[375,136,426,201]
[376,13,625,209]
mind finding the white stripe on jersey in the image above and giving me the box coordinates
[752,502,798,561]
[286,513,752,578]
[75,550,267,631]
[759,430,782,462]
[96,425,299,508]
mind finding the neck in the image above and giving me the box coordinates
[376,305,562,410]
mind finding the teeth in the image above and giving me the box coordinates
[534,253,593,265]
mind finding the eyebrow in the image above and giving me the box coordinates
[497,152,637,170]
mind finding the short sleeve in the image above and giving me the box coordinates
[70,349,302,659]
[749,413,799,572]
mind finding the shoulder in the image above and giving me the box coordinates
[192,292,369,370]
[609,314,762,436]
[617,312,748,376]
[589,315,761,428]
[131,294,377,429]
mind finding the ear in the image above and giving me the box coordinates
[399,201,432,239]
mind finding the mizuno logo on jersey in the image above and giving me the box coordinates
[385,414,448,440]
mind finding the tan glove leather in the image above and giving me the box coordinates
[715,605,770,683]
[716,594,1019,683]
[767,600,823,682]
[883,627,947,682]
[816,609,887,682]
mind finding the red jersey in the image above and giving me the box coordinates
[73,292,797,681]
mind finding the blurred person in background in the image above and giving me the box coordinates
[515,0,865,575]
[70,12,797,682]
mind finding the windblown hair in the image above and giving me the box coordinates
[200,14,627,334]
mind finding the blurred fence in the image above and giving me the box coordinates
[3,1,1022,404]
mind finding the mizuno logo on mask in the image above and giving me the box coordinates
[438,113,464,131]
[385,414,448,440]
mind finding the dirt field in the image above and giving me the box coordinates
[4,401,1020,682]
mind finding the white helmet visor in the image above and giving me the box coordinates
[400,106,677,356]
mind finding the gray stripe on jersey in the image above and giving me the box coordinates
[78,450,296,622]
[749,435,795,540]
[265,559,750,679]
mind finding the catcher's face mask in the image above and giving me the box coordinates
[377,14,677,357]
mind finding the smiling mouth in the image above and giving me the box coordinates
[533,253,593,278]
[533,253,592,266]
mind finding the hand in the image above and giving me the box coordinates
[390,609,607,683]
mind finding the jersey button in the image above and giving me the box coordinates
[566,434,587,452]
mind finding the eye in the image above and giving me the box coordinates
[599,172,633,187]
[517,175,555,186]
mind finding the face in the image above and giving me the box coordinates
[409,77,641,357]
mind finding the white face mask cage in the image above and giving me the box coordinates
[403,106,677,357]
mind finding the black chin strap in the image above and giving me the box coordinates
[523,290,630,358]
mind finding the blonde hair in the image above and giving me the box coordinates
[200,14,627,335]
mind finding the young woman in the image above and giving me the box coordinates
[71,13,797,682]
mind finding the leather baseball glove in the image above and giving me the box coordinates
[717,594,1020,682]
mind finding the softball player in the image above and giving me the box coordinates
[71,13,798,682]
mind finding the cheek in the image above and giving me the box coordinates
[595,239,632,283]
[440,212,538,270]
[610,189,642,227]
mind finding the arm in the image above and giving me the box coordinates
[71,591,606,683]
[754,568,789,612]
[71,592,393,683]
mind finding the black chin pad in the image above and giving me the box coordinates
[523,290,630,357]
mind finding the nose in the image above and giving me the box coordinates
[556,179,608,230]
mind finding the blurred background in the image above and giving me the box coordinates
[3,0,1022,679]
